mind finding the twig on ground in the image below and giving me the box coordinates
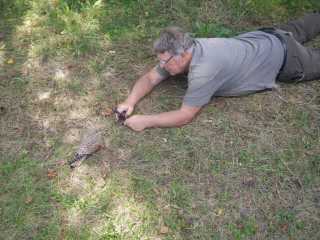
[280,158,304,191]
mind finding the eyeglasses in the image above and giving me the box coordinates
[159,55,174,65]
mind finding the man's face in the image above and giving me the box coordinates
[158,51,188,75]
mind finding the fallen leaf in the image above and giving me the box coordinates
[101,107,113,117]
[66,64,74,70]
[280,223,289,232]
[52,0,59,7]
[237,223,244,230]
[154,187,160,195]
[56,159,66,166]
[216,208,224,216]
[25,196,33,204]
[242,176,256,187]
[47,169,57,179]
[6,58,15,64]
[160,226,169,234]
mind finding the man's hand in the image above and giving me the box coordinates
[124,115,149,132]
[116,102,134,117]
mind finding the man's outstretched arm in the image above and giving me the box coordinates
[124,104,201,131]
[117,67,168,116]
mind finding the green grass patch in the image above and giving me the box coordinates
[0,151,61,239]
[228,218,257,240]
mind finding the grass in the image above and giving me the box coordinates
[1,0,320,239]
[0,151,61,239]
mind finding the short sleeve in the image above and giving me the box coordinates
[183,64,225,107]
[183,80,218,107]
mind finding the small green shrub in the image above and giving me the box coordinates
[0,0,29,17]
[228,219,257,240]
[193,22,236,38]
[226,0,320,22]
[21,0,107,57]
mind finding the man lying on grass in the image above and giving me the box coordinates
[116,12,320,131]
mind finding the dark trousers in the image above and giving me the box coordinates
[275,12,320,82]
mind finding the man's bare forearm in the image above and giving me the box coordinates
[144,110,193,128]
[125,68,164,106]
[126,74,154,105]
[124,103,201,131]
[124,110,192,131]
[117,68,166,118]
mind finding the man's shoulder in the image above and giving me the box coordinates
[193,38,233,57]
[190,38,230,71]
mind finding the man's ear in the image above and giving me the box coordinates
[180,51,188,58]
[180,51,192,70]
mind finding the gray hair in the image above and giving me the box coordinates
[153,26,194,55]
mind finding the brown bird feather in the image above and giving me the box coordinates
[69,128,104,169]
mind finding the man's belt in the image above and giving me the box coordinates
[259,27,288,73]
